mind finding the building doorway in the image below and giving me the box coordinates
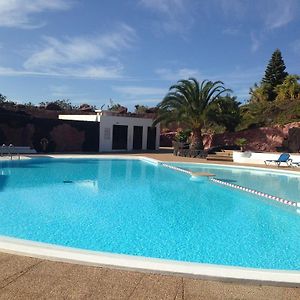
[112,125,128,150]
[133,126,143,150]
[147,127,156,150]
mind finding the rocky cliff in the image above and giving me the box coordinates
[161,122,300,153]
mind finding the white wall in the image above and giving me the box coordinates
[233,151,300,164]
[58,115,99,122]
[99,115,160,152]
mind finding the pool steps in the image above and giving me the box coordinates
[161,163,300,209]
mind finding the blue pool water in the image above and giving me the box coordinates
[170,162,300,202]
[0,158,300,270]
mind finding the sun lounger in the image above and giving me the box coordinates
[264,153,292,166]
[291,161,300,167]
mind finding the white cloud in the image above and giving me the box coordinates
[0,0,72,28]
[217,0,247,19]
[264,0,296,30]
[215,0,298,53]
[113,86,166,97]
[250,32,260,52]
[217,0,297,29]
[0,24,135,79]
[0,66,46,76]
[24,24,135,71]
[139,0,195,35]
[156,68,201,81]
[140,0,184,15]
[0,64,123,80]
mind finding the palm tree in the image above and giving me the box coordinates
[154,78,232,149]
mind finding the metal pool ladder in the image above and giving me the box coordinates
[0,144,20,160]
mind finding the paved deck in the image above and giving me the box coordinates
[129,150,300,172]
[0,253,299,300]
[1,151,300,299]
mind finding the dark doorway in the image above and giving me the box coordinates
[133,126,143,150]
[147,127,156,150]
[112,125,128,150]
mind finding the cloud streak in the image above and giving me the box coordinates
[0,24,136,79]
[291,39,300,54]
[24,24,135,70]
[139,0,195,35]
[0,0,72,28]
[216,0,299,52]
[0,65,123,79]
[264,0,297,29]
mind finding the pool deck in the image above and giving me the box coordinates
[1,150,300,299]
[0,252,300,300]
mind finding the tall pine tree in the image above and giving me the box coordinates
[262,49,288,101]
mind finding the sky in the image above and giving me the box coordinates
[0,0,299,110]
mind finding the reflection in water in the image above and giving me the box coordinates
[0,174,8,191]
[175,164,300,202]
[75,180,99,193]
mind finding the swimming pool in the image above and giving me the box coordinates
[0,157,300,271]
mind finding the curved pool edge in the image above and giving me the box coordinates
[5,153,300,175]
[163,160,300,177]
[0,236,300,287]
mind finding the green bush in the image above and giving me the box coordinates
[174,129,191,143]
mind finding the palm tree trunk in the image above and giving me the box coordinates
[190,128,204,150]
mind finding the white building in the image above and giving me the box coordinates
[59,110,160,152]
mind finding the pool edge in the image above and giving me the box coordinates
[0,236,299,287]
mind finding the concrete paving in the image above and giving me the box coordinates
[0,253,299,300]
[1,151,300,299]
[129,150,300,172]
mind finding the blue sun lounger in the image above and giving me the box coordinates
[264,153,292,166]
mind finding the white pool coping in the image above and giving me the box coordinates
[3,153,300,176]
[1,154,300,286]
[0,236,300,287]
[163,160,300,177]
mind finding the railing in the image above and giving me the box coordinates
[0,144,20,160]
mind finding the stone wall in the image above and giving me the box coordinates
[287,127,300,153]
[0,109,99,153]
[160,122,300,152]
[205,122,300,152]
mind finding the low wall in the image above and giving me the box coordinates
[233,151,300,165]
[0,110,99,153]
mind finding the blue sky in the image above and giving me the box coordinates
[0,0,299,110]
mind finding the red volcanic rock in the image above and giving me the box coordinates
[50,124,85,152]
[205,122,300,152]
[161,122,300,152]
[160,131,176,147]
[0,123,35,147]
